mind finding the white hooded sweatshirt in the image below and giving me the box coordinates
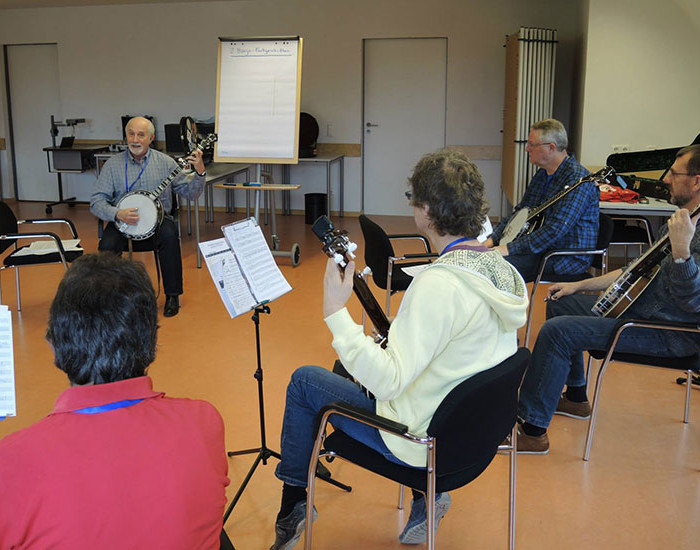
[324,248,528,467]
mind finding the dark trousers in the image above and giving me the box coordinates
[98,219,183,296]
[505,253,555,283]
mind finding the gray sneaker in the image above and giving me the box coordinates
[398,492,451,545]
[270,501,317,550]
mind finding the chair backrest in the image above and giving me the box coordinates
[358,214,395,289]
[592,213,614,270]
[427,347,530,476]
[0,201,19,255]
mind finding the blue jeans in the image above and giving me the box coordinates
[518,294,698,429]
[275,365,412,487]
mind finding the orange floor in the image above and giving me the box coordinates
[1,200,699,549]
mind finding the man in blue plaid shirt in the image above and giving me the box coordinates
[486,119,599,282]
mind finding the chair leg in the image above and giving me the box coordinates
[15,268,21,312]
[386,258,394,317]
[584,356,613,461]
[397,484,405,510]
[508,423,517,550]
[585,355,594,394]
[425,440,437,550]
[684,369,692,424]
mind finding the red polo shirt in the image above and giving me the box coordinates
[0,376,229,549]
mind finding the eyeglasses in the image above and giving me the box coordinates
[526,141,552,148]
[405,190,413,201]
[668,169,695,179]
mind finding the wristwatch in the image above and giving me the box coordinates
[195,170,207,177]
[674,256,690,264]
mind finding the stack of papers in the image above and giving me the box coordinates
[0,305,16,419]
[12,239,82,257]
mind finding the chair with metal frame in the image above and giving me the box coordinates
[0,201,83,311]
[358,214,436,316]
[523,213,615,346]
[582,319,700,461]
[304,347,531,550]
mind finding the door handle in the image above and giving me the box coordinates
[366,122,379,127]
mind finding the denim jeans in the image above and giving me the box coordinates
[275,365,412,487]
[518,293,698,429]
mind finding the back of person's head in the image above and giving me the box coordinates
[46,253,158,386]
[678,144,700,176]
[408,148,489,238]
[531,119,568,152]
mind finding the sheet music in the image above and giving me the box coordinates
[12,239,82,256]
[198,238,256,318]
[0,305,16,419]
[222,218,292,302]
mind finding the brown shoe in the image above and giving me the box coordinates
[515,428,549,455]
[555,395,591,419]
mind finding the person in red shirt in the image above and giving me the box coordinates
[0,253,231,549]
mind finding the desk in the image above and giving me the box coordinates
[599,197,676,218]
[213,183,302,266]
[43,145,108,213]
[203,162,251,222]
[282,154,344,217]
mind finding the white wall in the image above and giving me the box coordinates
[579,0,700,167]
[0,0,582,214]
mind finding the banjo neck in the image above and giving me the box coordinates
[145,138,212,201]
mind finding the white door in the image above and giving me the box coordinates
[363,38,446,215]
[6,44,62,201]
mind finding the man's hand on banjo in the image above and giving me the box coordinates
[116,208,140,225]
[186,149,205,175]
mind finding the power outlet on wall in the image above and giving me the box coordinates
[612,144,630,153]
[326,123,334,137]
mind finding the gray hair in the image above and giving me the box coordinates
[531,119,568,152]
[126,116,155,137]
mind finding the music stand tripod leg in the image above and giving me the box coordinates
[223,305,350,526]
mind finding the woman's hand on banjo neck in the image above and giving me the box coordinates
[116,208,140,225]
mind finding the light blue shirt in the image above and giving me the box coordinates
[90,149,205,222]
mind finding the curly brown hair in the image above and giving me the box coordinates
[408,148,489,238]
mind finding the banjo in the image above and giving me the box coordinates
[499,166,615,245]
[115,133,217,240]
[312,215,391,347]
[591,203,699,318]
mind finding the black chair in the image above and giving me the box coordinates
[358,214,436,316]
[0,201,83,311]
[523,213,615,346]
[582,319,700,461]
[609,216,654,264]
[304,347,531,550]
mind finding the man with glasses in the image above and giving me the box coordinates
[485,118,598,282]
[515,144,700,454]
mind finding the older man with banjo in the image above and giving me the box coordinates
[485,119,598,282]
[91,116,206,317]
[515,144,700,454]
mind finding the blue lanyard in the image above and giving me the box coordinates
[74,398,144,414]
[440,237,469,256]
[125,152,150,193]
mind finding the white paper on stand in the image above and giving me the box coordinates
[12,239,82,256]
[199,238,256,318]
[0,305,16,418]
[222,218,292,303]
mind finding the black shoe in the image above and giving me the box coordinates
[163,295,180,317]
[270,501,317,550]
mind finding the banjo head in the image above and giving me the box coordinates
[500,208,530,245]
[116,191,163,240]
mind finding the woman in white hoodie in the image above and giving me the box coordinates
[270,149,528,550]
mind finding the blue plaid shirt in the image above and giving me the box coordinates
[492,154,598,275]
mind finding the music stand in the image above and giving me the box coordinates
[223,304,350,525]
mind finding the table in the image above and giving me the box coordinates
[213,183,302,266]
[599,197,676,217]
[282,154,344,217]
[202,162,251,223]
[43,144,108,213]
